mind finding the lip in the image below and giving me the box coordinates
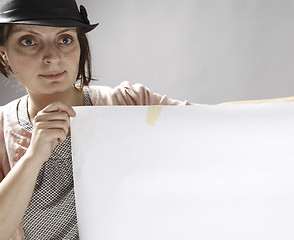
[40,71,65,80]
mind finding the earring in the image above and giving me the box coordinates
[0,51,9,66]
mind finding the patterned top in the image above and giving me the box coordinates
[17,88,92,240]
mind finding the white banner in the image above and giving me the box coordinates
[71,104,294,239]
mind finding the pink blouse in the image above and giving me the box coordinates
[0,82,190,240]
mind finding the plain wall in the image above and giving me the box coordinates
[1,0,294,105]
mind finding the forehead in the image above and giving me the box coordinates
[10,24,77,35]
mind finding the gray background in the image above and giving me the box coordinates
[1,0,294,105]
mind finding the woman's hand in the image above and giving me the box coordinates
[26,102,76,165]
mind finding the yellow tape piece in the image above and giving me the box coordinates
[146,105,163,126]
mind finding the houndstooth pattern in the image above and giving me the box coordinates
[17,88,92,239]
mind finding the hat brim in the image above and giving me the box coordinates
[7,19,98,33]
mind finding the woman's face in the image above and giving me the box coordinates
[1,24,81,97]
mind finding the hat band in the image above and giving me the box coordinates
[0,8,85,25]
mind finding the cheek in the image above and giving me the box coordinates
[13,64,35,82]
[7,48,36,68]
[63,49,81,83]
[65,48,81,71]
[8,55,36,77]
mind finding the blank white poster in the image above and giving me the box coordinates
[71,103,294,239]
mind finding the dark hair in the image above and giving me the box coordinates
[0,24,13,78]
[0,24,94,87]
[76,27,94,87]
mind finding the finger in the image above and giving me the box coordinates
[34,121,70,136]
[34,112,70,126]
[36,128,68,144]
[42,101,76,117]
[51,139,59,150]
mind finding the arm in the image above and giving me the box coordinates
[120,82,190,105]
[0,102,75,240]
[89,81,199,106]
[0,151,44,240]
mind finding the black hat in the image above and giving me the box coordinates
[0,0,98,32]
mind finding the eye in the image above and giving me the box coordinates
[20,38,36,46]
[59,36,73,45]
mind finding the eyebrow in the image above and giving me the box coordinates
[11,28,75,36]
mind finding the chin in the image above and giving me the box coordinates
[43,83,74,95]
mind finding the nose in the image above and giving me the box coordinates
[42,43,61,64]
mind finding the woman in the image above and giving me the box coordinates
[0,0,189,239]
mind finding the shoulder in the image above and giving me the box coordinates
[0,97,29,142]
[0,99,18,124]
[0,99,20,181]
[0,106,4,123]
[0,98,21,124]
[0,106,4,135]
[0,97,31,172]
